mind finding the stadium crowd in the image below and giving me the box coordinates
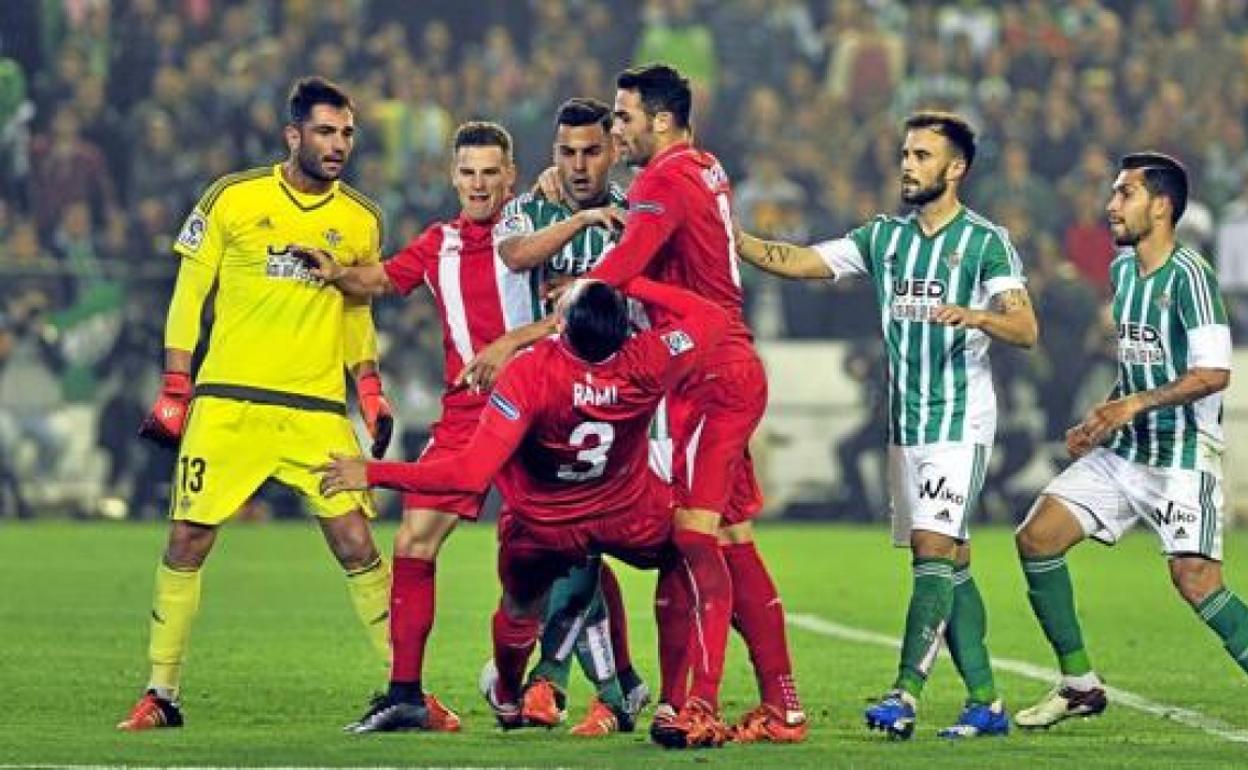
[2,0,1247,519]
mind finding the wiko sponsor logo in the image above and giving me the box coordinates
[919,476,965,506]
[1151,500,1198,527]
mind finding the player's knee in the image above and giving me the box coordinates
[164,522,216,569]
[1014,524,1051,558]
[1169,558,1222,606]
[395,509,457,558]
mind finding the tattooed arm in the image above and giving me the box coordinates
[1075,368,1230,448]
[735,229,835,279]
[932,287,1039,349]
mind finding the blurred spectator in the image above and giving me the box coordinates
[976,140,1060,233]
[28,104,118,233]
[0,51,33,202]
[824,0,904,119]
[634,0,719,118]
[1062,187,1115,296]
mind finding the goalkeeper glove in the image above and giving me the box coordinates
[138,371,193,448]
[356,371,394,459]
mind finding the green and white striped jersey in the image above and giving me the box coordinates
[814,207,1026,446]
[494,183,628,280]
[1106,246,1231,472]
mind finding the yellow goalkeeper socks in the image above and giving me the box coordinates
[148,563,202,696]
[346,556,392,664]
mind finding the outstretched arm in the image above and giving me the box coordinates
[291,246,394,297]
[317,413,522,497]
[735,229,835,279]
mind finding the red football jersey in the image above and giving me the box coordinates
[588,141,755,366]
[383,213,538,405]
[365,279,728,524]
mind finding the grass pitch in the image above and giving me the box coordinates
[2,521,1246,769]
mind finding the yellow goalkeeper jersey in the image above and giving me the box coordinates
[172,164,382,408]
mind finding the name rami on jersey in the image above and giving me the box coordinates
[573,380,618,408]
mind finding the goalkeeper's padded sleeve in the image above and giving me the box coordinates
[165,256,216,353]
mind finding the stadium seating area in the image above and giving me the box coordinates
[2,0,1248,519]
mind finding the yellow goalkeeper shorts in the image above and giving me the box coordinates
[169,395,375,524]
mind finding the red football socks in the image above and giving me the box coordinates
[390,556,436,685]
[724,542,802,713]
[492,607,540,704]
[672,529,732,709]
[655,563,693,708]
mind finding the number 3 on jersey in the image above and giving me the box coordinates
[557,421,615,481]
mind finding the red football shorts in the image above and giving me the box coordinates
[401,402,488,520]
[668,354,766,524]
[497,474,674,604]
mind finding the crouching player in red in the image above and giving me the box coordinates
[318,277,730,746]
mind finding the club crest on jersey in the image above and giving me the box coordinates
[257,215,274,230]
[945,250,963,268]
[495,213,530,239]
[1156,292,1172,311]
[489,392,521,421]
[177,211,207,252]
[324,228,343,247]
[661,329,695,356]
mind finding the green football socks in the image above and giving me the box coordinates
[945,566,998,704]
[1022,555,1093,676]
[895,557,955,697]
[1195,587,1248,675]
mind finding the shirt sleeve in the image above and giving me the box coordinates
[493,195,536,245]
[382,229,434,297]
[980,226,1027,297]
[1178,258,1232,370]
[172,184,229,270]
[586,173,686,286]
[811,235,868,281]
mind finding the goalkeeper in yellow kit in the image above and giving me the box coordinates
[118,77,395,731]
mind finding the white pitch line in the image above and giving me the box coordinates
[787,612,1248,744]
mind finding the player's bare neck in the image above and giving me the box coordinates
[280,160,332,196]
[1134,231,1177,277]
[917,195,962,237]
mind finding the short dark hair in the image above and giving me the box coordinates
[616,64,692,129]
[563,281,630,363]
[288,76,353,125]
[453,120,513,159]
[555,97,613,133]
[1121,151,1189,225]
[904,111,977,171]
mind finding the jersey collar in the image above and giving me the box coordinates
[273,164,338,211]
